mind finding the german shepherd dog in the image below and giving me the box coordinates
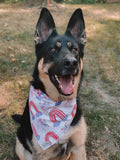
[13,8,87,160]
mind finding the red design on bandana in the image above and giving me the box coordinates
[32,124,40,140]
[29,101,39,116]
[71,104,76,118]
[45,131,59,144]
[32,124,37,136]
[49,108,67,123]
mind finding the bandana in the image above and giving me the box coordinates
[29,85,77,150]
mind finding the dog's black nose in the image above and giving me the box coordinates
[64,58,78,69]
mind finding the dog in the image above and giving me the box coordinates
[13,8,87,160]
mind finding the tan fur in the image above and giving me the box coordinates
[15,137,32,160]
[38,58,83,102]
[70,117,87,160]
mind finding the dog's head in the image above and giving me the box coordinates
[32,8,86,101]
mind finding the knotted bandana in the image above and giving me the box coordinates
[29,85,76,150]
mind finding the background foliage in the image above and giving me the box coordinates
[54,0,106,4]
[0,0,107,4]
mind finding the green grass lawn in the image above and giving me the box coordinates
[0,2,120,160]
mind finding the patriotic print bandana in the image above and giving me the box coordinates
[29,85,77,150]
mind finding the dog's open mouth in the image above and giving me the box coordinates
[51,74,74,96]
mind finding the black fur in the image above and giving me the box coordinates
[12,114,22,124]
[16,100,32,153]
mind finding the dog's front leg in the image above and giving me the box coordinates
[70,117,87,160]
[70,144,86,160]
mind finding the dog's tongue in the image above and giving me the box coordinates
[59,76,73,95]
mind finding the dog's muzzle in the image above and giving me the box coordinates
[49,57,79,96]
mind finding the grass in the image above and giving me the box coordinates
[0,2,120,160]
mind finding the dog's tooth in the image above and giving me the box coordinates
[60,85,63,89]
[55,75,60,84]
[57,78,60,84]
[55,75,58,80]
[56,77,59,81]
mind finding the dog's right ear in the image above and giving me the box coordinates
[34,8,56,44]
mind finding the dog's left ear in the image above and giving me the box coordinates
[66,8,86,46]
[34,8,56,44]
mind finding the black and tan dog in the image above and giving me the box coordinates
[13,8,87,160]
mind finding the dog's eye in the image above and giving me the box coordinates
[71,48,78,54]
[50,48,56,53]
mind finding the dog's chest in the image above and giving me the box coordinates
[31,133,73,160]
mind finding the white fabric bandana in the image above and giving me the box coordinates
[29,85,77,150]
